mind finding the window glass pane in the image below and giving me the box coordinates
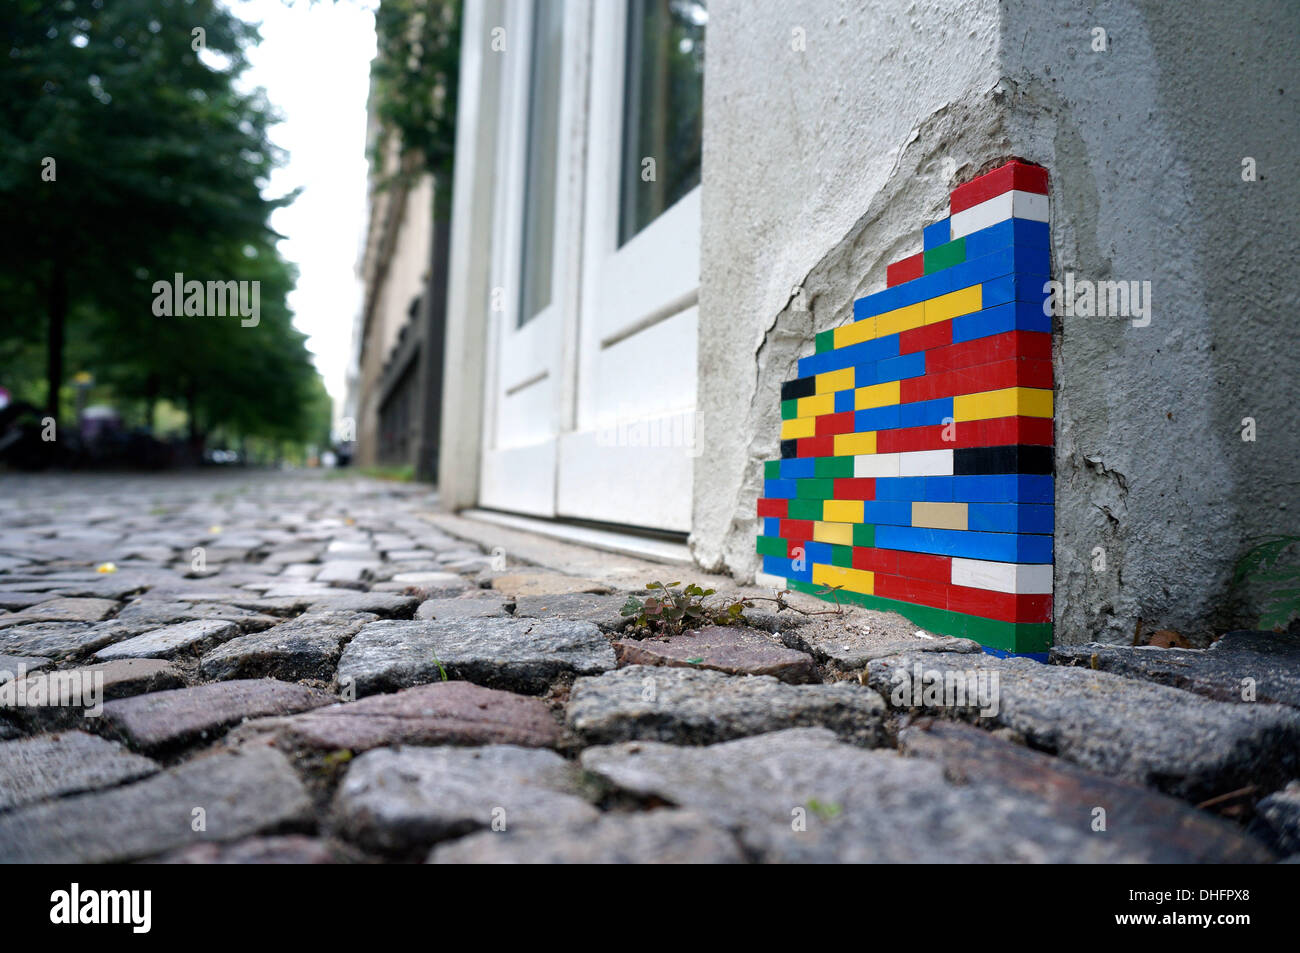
[619,0,707,247]
[519,0,564,326]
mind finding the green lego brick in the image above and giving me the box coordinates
[814,456,854,478]
[764,460,781,479]
[830,544,854,568]
[787,499,823,521]
[755,535,787,558]
[795,478,835,500]
[852,523,875,548]
[815,329,835,353]
[781,399,798,420]
[923,237,966,275]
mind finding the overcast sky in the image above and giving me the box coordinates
[236,0,378,411]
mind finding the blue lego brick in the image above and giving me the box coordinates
[763,517,781,537]
[898,396,954,429]
[834,389,856,412]
[981,274,1052,309]
[949,474,1054,504]
[802,541,834,565]
[874,476,955,503]
[874,351,927,384]
[853,245,1050,322]
[854,404,901,432]
[963,218,1050,258]
[967,503,1055,534]
[875,525,1053,563]
[860,500,914,526]
[981,646,1049,663]
[764,478,797,500]
[797,334,899,377]
[951,300,1052,343]
[779,458,816,479]
[764,555,812,583]
[923,219,951,250]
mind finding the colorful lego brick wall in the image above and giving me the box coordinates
[755,160,1054,657]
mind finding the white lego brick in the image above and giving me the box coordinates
[754,571,788,591]
[854,453,899,478]
[951,558,1053,594]
[949,190,1049,239]
[897,448,954,476]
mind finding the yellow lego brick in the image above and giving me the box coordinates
[823,499,864,523]
[795,392,835,418]
[952,387,1054,422]
[833,316,876,348]
[815,367,855,395]
[833,430,876,456]
[812,563,874,596]
[781,416,816,440]
[854,380,900,410]
[874,302,926,338]
[911,501,968,530]
[812,521,853,546]
[924,284,982,324]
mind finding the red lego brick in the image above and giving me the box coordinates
[899,320,953,355]
[895,550,952,583]
[778,519,813,540]
[949,160,1049,215]
[875,416,1054,454]
[886,252,925,287]
[900,358,1053,403]
[756,498,787,518]
[832,477,876,500]
[815,410,857,437]
[926,330,1051,373]
[796,435,835,458]
[852,546,898,574]
[948,586,1053,624]
[874,573,949,609]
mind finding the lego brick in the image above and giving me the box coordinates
[786,499,823,521]
[795,392,835,418]
[875,476,948,502]
[924,237,966,274]
[886,252,925,287]
[924,284,983,325]
[781,399,798,420]
[781,376,816,401]
[764,478,796,499]
[822,499,864,523]
[754,570,788,591]
[814,455,855,478]
[763,517,780,537]
[896,448,954,476]
[927,329,1052,373]
[949,161,1048,215]
[980,274,1052,309]
[874,302,926,338]
[965,502,1054,534]
[833,389,856,413]
[851,544,895,573]
[764,460,782,479]
[815,410,858,437]
[796,435,835,457]
[923,218,951,250]
[911,501,968,530]
[831,477,876,500]
[962,217,1050,258]
[756,535,789,558]
[873,573,951,609]
[947,585,1052,624]
[860,500,914,526]
[950,189,1049,240]
[871,352,927,386]
[812,520,854,546]
[897,397,954,430]
[833,316,876,349]
[798,334,898,378]
[852,522,876,548]
[830,544,855,568]
[812,562,874,596]
[780,439,797,459]
[756,498,787,518]
[951,300,1052,344]
[854,404,902,433]
[854,452,900,478]
[875,524,1053,563]
[779,457,815,479]
[780,416,816,440]
[952,387,1053,422]
[795,478,835,500]
[833,430,876,456]
[946,473,1052,503]
[814,329,836,354]
[900,358,1053,403]
[953,444,1054,476]
[777,518,813,539]
[763,555,810,582]
[854,380,901,410]
[815,367,856,394]
[802,540,834,565]
[898,320,952,355]
[895,549,953,582]
[950,557,1053,594]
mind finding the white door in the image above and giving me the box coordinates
[482,0,706,533]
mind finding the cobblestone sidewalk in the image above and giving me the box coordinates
[1,470,1297,863]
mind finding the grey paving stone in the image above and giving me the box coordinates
[865,652,1300,802]
[513,593,635,632]
[337,618,615,696]
[566,665,888,746]
[0,593,55,611]
[198,610,378,682]
[1249,780,1300,856]
[415,593,511,621]
[429,809,745,864]
[489,571,613,597]
[314,560,378,584]
[0,746,313,862]
[0,597,119,628]
[102,678,335,752]
[1050,630,1300,708]
[781,610,982,670]
[113,600,280,632]
[147,835,342,864]
[334,745,598,855]
[389,571,469,590]
[95,619,240,661]
[0,731,159,811]
[0,621,132,659]
[2,658,186,730]
[0,654,49,683]
[303,590,418,617]
[614,626,818,683]
[233,681,561,752]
